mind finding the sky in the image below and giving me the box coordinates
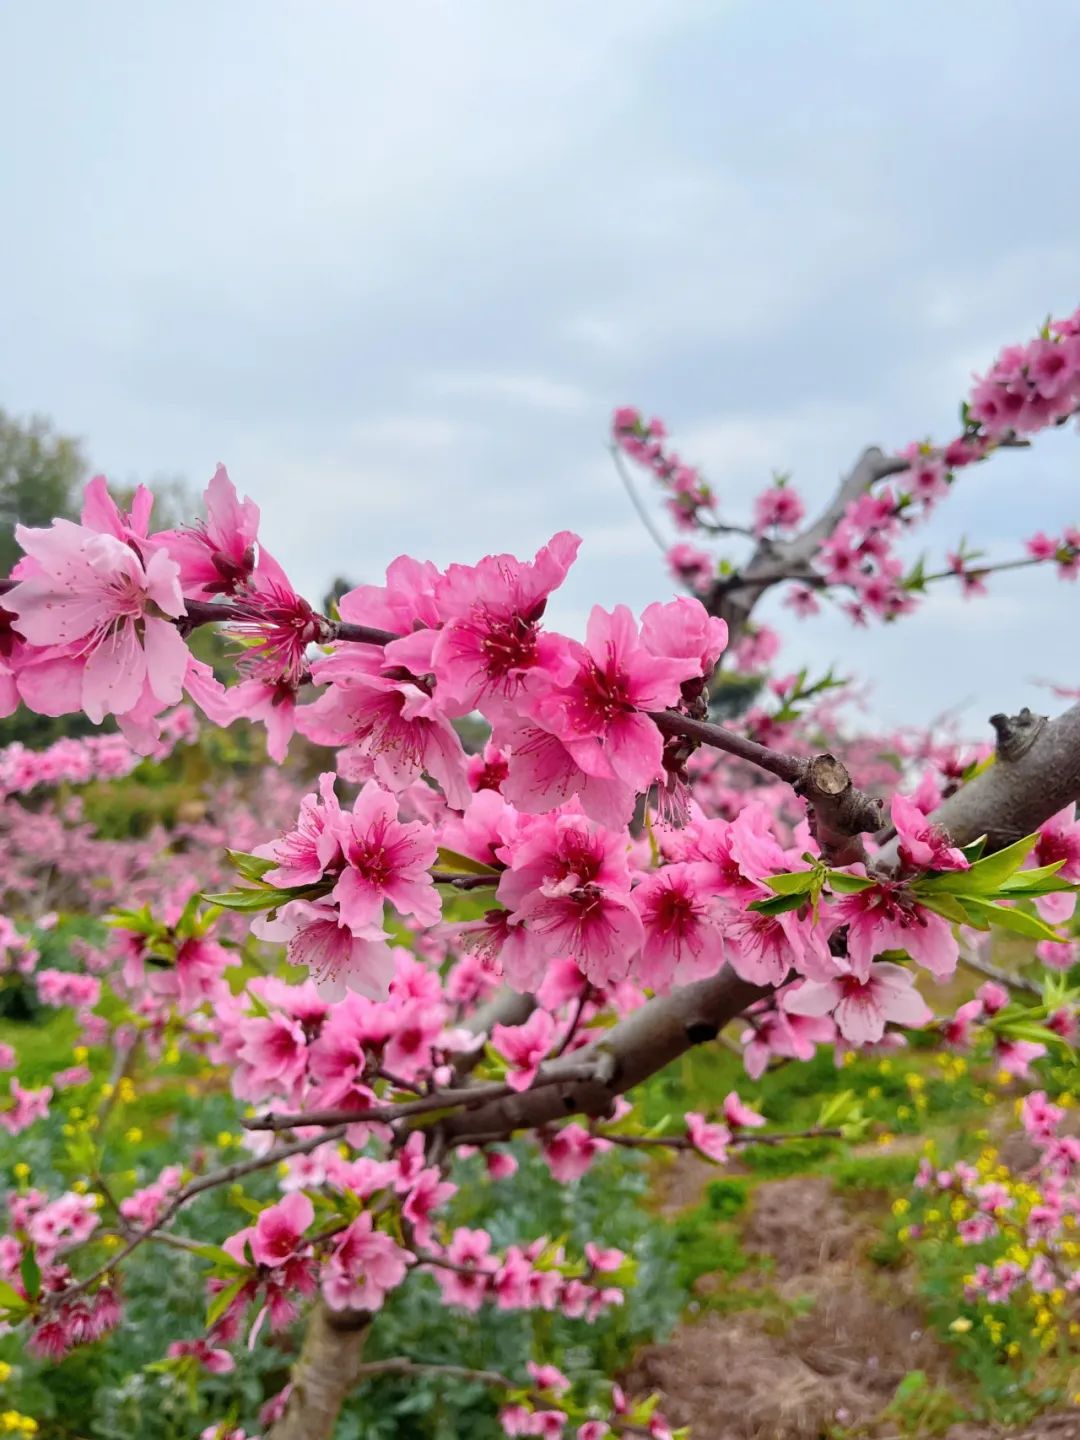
[1,1,1078,734]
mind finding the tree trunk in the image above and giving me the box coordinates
[267,1302,371,1440]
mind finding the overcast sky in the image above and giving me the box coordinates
[1,2,1078,733]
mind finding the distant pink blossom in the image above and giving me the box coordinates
[685,1112,731,1163]
[723,1091,765,1129]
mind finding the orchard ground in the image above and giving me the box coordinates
[0,735,1074,1438]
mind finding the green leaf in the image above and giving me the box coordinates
[915,833,1040,896]
[958,836,987,864]
[226,849,277,882]
[995,1020,1056,1046]
[435,847,500,877]
[205,1274,248,1329]
[826,870,875,894]
[20,1246,41,1301]
[201,887,284,914]
[998,862,1073,897]
[186,1243,246,1273]
[747,893,806,916]
[965,834,1040,890]
[764,870,818,896]
[0,1279,28,1315]
[963,899,1064,943]
[817,1089,858,1127]
[918,893,971,926]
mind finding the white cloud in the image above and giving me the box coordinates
[423,373,591,414]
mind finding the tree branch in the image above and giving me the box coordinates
[442,968,766,1145]
[651,710,883,861]
[879,703,1080,859]
[243,1062,604,1133]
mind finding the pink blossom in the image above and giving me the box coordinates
[429,532,581,715]
[7,520,188,723]
[250,1191,313,1268]
[155,464,259,597]
[1027,531,1059,560]
[724,903,834,988]
[431,1228,497,1311]
[526,605,699,795]
[783,584,820,618]
[299,654,471,808]
[723,1091,765,1129]
[1,1078,53,1135]
[252,901,396,1003]
[666,542,713,589]
[493,714,637,829]
[741,1008,835,1079]
[497,811,644,988]
[631,862,725,991]
[168,1338,236,1374]
[500,1407,534,1437]
[402,1167,457,1246]
[829,882,959,979]
[541,1124,610,1182]
[528,1361,570,1396]
[783,963,932,1045]
[332,781,440,934]
[493,1009,556,1092]
[223,560,325,689]
[322,1211,414,1312]
[975,980,1009,1015]
[957,1214,997,1245]
[753,483,805,534]
[942,998,983,1048]
[685,1112,731,1163]
[257,772,345,888]
[639,598,728,676]
[584,1242,625,1272]
[995,1038,1046,1078]
[891,793,968,872]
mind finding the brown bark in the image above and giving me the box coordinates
[267,1301,372,1440]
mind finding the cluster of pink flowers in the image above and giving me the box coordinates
[0,707,196,797]
[914,1091,1078,1307]
[612,408,719,533]
[613,308,1080,635]
[500,1378,675,1439]
[0,319,1077,1436]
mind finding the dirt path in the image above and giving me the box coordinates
[626,1168,1073,1440]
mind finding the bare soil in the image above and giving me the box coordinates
[626,1173,1075,1440]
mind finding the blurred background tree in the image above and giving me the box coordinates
[0,409,86,575]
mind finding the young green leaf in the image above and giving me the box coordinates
[435,847,500,877]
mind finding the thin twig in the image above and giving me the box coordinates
[958,948,1042,997]
[610,445,670,555]
[49,1125,350,1307]
[598,1125,843,1153]
[243,1062,603,1133]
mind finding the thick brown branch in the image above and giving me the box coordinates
[879,702,1080,860]
[268,1301,373,1440]
[442,967,766,1144]
[244,1062,603,1132]
[703,446,908,635]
